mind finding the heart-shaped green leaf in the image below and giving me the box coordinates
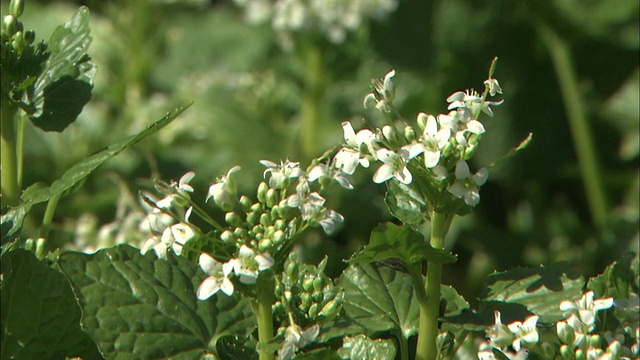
[58,244,255,359]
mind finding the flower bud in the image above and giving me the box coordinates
[23,29,34,45]
[250,202,263,213]
[302,277,314,293]
[259,213,272,226]
[273,230,285,244]
[575,349,585,360]
[274,219,285,231]
[246,211,259,225]
[11,30,24,53]
[300,293,312,310]
[540,342,556,359]
[239,195,252,211]
[270,205,280,219]
[272,301,284,314]
[233,227,247,240]
[560,345,575,360]
[417,112,428,130]
[24,237,35,251]
[3,15,18,37]
[320,299,340,318]
[257,182,269,203]
[589,335,602,349]
[220,230,235,243]
[258,238,272,252]
[404,126,416,142]
[312,291,324,303]
[382,125,400,146]
[557,321,576,346]
[313,277,324,292]
[225,212,242,227]
[266,188,279,208]
[606,340,621,360]
[308,303,319,318]
[9,0,25,17]
[285,260,298,279]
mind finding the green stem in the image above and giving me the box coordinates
[535,20,608,227]
[254,277,276,360]
[40,192,61,241]
[415,211,452,360]
[16,113,26,188]
[300,42,325,160]
[1,94,20,207]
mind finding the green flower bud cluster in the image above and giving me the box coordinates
[1,0,35,56]
[273,254,343,328]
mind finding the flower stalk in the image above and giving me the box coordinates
[254,275,276,360]
[1,94,21,207]
[416,211,452,360]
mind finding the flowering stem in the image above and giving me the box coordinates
[300,42,325,160]
[39,192,61,243]
[416,211,452,360]
[253,276,276,360]
[535,20,608,227]
[1,94,21,207]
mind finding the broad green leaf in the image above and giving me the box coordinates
[28,7,96,132]
[216,336,257,360]
[58,244,255,359]
[293,348,341,360]
[385,180,428,225]
[340,263,420,339]
[479,262,585,323]
[587,251,639,299]
[349,222,456,266]
[337,334,396,360]
[1,250,100,360]
[0,104,190,244]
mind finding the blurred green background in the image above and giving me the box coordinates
[10,0,639,305]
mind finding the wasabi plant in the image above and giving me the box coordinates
[2,1,638,360]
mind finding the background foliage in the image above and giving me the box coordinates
[10,0,639,308]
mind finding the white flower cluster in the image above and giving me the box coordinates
[140,172,198,259]
[481,311,539,359]
[232,0,398,47]
[338,69,501,207]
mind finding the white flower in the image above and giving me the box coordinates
[197,252,234,299]
[507,315,539,351]
[161,222,196,255]
[484,77,503,96]
[156,171,196,209]
[318,209,344,235]
[228,245,275,284]
[487,311,515,349]
[447,89,503,117]
[334,122,376,175]
[560,291,614,331]
[207,166,241,211]
[418,113,451,168]
[364,69,396,112]
[308,162,354,189]
[448,160,488,206]
[260,160,303,189]
[373,145,421,184]
[140,236,167,259]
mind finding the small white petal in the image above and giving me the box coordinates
[256,253,275,270]
[197,277,222,300]
[467,120,485,134]
[448,183,467,198]
[199,253,221,274]
[424,150,440,168]
[373,163,394,183]
[473,168,489,186]
[396,167,413,184]
[464,189,480,206]
[455,160,471,179]
[238,245,256,258]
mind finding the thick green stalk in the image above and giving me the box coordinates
[535,21,608,227]
[415,211,451,360]
[1,95,20,207]
[254,277,276,360]
[300,42,325,160]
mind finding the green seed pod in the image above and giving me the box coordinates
[266,188,279,208]
[259,213,271,226]
[251,224,264,236]
[313,277,324,292]
[24,237,35,251]
[225,212,242,226]
[12,31,24,53]
[264,225,275,239]
[308,303,319,318]
[9,0,25,17]
[23,29,34,45]
[404,125,416,142]
[258,238,272,252]
[560,345,575,360]
[257,182,269,203]
[3,15,18,37]
[220,230,235,243]
[302,277,314,293]
[239,195,252,212]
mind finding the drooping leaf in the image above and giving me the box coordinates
[337,334,396,360]
[58,244,255,359]
[1,250,100,360]
[349,222,456,266]
[0,104,190,244]
[340,263,420,339]
[28,7,96,132]
[479,262,585,323]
